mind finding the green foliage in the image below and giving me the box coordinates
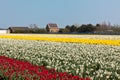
[70,25,77,32]
[77,24,95,33]
[59,28,70,33]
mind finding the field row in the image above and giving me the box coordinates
[0,56,89,80]
[0,34,120,46]
[0,39,120,79]
[1,34,120,40]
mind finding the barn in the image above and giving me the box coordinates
[8,27,30,33]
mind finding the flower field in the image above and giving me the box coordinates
[0,34,120,80]
[0,34,120,46]
[0,56,88,80]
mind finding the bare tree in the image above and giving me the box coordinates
[29,24,39,29]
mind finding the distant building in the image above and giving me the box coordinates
[46,23,59,33]
[0,29,10,34]
[8,27,30,33]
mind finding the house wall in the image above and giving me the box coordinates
[0,30,9,34]
[49,28,59,32]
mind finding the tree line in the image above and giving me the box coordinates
[59,24,95,33]
[8,22,120,34]
[59,22,120,35]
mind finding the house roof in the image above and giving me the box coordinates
[8,27,30,30]
[47,23,58,28]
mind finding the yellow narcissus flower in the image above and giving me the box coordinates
[0,34,120,46]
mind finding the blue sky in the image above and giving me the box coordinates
[0,0,120,28]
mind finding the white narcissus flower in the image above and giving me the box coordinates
[0,38,120,79]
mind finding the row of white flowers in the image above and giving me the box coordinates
[0,38,120,79]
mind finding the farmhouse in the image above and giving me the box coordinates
[46,23,59,33]
[8,27,30,33]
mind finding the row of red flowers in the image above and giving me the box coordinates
[0,56,90,80]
